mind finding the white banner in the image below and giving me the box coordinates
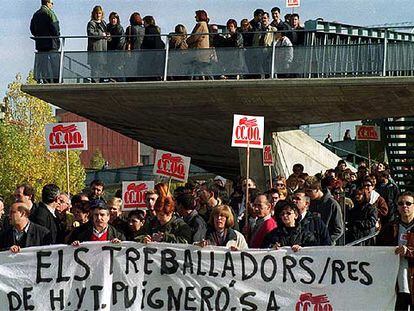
[153,150,191,182]
[122,181,154,211]
[0,243,398,310]
[45,122,88,152]
[231,114,264,149]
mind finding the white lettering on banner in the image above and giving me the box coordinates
[45,122,88,152]
[231,114,264,149]
[0,243,398,310]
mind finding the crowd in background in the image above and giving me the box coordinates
[31,0,307,82]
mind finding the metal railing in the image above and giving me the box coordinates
[345,231,379,246]
[31,31,414,83]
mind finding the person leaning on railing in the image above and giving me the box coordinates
[186,10,212,79]
[30,0,61,83]
[107,12,125,82]
[87,5,110,82]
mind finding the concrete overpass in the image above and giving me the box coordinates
[22,77,414,178]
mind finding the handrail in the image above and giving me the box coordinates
[29,29,311,41]
[345,231,379,246]
[319,141,379,165]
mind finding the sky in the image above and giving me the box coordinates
[0,0,412,139]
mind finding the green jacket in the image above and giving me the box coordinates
[136,215,192,244]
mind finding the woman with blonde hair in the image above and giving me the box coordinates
[197,205,247,250]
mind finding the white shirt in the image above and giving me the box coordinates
[398,223,414,293]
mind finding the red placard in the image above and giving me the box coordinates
[153,150,191,182]
[356,125,381,141]
[263,145,274,166]
[122,181,154,211]
[45,122,88,151]
[286,0,300,8]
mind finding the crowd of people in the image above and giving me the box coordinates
[1,159,414,307]
[31,0,307,82]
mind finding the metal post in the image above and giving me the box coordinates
[270,39,276,79]
[382,30,388,76]
[163,36,170,81]
[58,37,65,83]
[308,33,315,78]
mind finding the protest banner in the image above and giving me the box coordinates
[153,150,191,183]
[231,114,264,149]
[0,243,398,310]
[356,125,381,141]
[263,145,274,166]
[45,122,88,152]
[286,0,300,8]
[231,114,265,224]
[122,181,154,211]
[356,125,381,169]
[45,122,88,195]
[263,145,274,188]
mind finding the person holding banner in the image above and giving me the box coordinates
[262,203,318,251]
[0,202,52,253]
[137,196,192,244]
[126,210,146,240]
[198,205,248,250]
[68,202,125,245]
[248,194,277,248]
[377,192,414,310]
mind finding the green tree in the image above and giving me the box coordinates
[89,149,105,169]
[0,73,85,204]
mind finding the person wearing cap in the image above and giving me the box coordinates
[261,202,318,251]
[68,201,125,245]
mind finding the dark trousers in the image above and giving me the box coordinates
[396,292,413,310]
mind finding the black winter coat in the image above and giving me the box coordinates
[0,222,51,251]
[141,25,165,50]
[30,5,60,51]
[346,201,377,244]
[261,223,318,248]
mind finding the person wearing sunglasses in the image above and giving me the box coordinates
[377,191,414,310]
[261,202,318,251]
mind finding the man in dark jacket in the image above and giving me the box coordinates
[176,192,207,243]
[68,202,125,245]
[30,0,60,83]
[0,202,51,252]
[270,7,296,45]
[30,184,64,244]
[292,191,331,245]
[306,179,344,244]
